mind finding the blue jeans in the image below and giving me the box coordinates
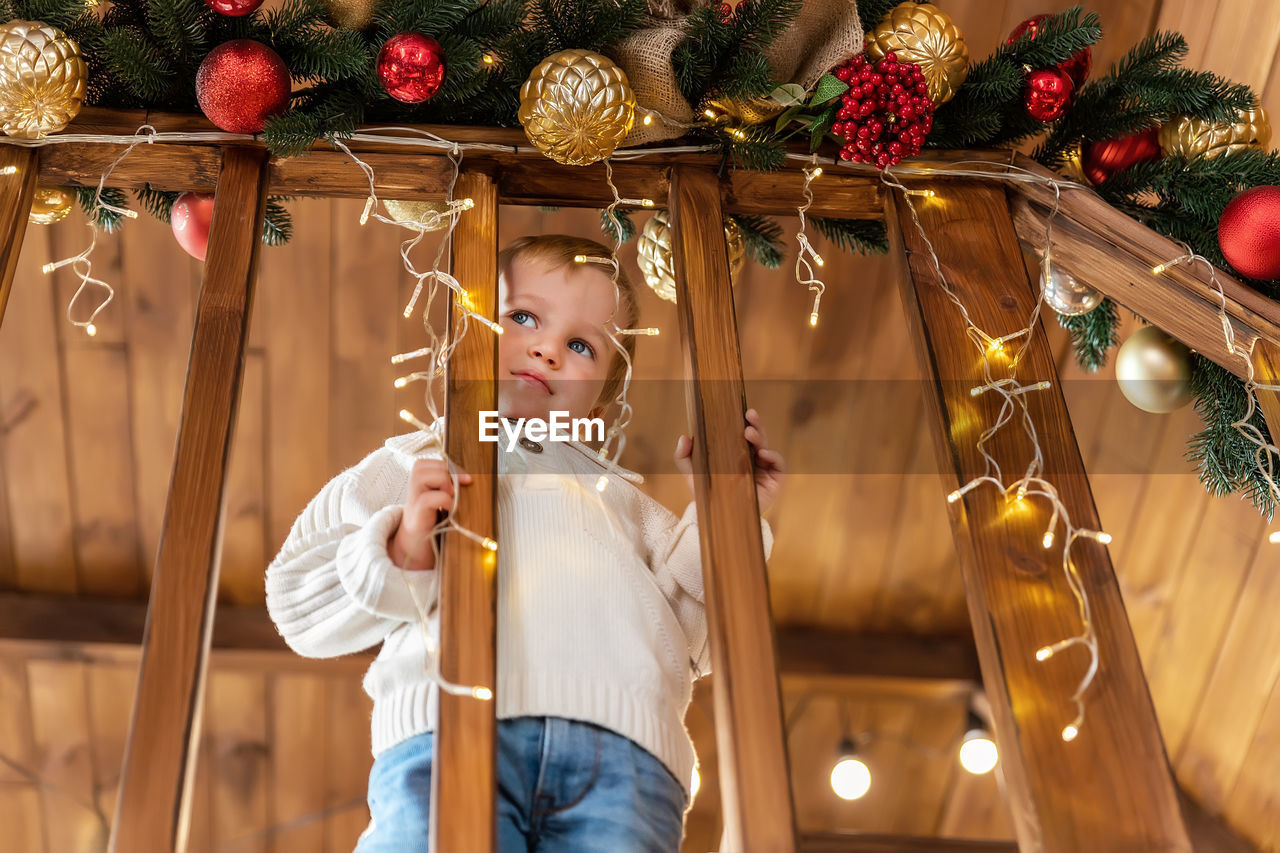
[355,716,688,852]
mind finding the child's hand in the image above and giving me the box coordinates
[388,459,472,572]
[673,408,785,514]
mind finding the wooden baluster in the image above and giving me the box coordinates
[668,166,798,852]
[109,147,270,853]
[0,147,38,330]
[886,182,1190,851]
[431,168,499,852]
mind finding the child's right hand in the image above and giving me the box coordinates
[388,459,472,572]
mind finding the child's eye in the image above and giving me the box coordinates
[568,339,595,358]
[510,310,534,326]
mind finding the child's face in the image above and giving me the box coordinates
[497,255,616,422]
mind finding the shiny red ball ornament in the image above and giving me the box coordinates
[830,52,935,169]
[195,40,291,134]
[1024,67,1073,122]
[1081,128,1161,185]
[377,34,446,104]
[1218,186,1280,280]
[171,193,216,262]
[202,0,264,16]
[1006,14,1092,86]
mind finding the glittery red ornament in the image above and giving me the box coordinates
[171,192,216,261]
[1024,67,1073,122]
[1081,128,1161,185]
[195,40,291,134]
[830,52,934,169]
[1006,14,1092,86]
[1218,185,1280,280]
[377,34,446,104]
[202,0,264,16]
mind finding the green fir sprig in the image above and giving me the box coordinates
[729,213,784,269]
[1187,355,1277,519]
[1056,298,1120,372]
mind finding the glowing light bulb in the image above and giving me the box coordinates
[1271,531,1280,544]
[394,377,408,389]
[641,198,655,207]
[596,475,608,492]
[959,732,998,775]
[829,756,871,801]
[0,165,17,175]
[1152,262,1170,275]
[1035,646,1053,662]
[1042,531,1055,549]
[41,262,56,274]
[808,312,819,327]
[642,113,654,126]
[690,766,701,799]
[460,198,475,210]
[473,686,493,700]
[1096,532,1112,544]
[482,54,495,64]
[703,109,717,120]
[574,254,588,263]
[947,489,963,503]
[812,252,825,267]
[85,323,97,337]
[1061,724,1079,742]
[482,537,498,552]
[360,196,375,225]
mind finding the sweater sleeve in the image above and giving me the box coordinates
[265,448,440,659]
[642,498,774,677]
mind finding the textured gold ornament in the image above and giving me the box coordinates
[382,199,452,231]
[518,49,635,166]
[1059,139,1091,185]
[0,20,86,139]
[637,209,745,303]
[1115,325,1194,414]
[702,94,785,126]
[323,0,376,30]
[28,185,72,224]
[866,2,969,105]
[1159,107,1272,159]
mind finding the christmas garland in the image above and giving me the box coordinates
[1,0,1277,515]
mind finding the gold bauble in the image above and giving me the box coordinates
[1115,325,1194,414]
[1060,139,1091,185]
[866,2,969,105]
[28,185,72,224]
[1159,107,1272,159]
[382,199,452,231]
[518,49,635,166]
[637,209,745,303]
[323,0,376,30]
[702,95,786,126]
[0,21,86,139]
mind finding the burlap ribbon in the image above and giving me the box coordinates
[617,0,865,147]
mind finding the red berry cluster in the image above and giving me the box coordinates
[831,52,934,168]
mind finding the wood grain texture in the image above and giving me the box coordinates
[886,183,1190,851]
[109,147,270,853]
[0,146,36,330]
[669,166,797,852]
[799,832,1017,852]
[432,168,499,853]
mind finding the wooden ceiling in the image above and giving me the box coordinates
[3,0,1280,850]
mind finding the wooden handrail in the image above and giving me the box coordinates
[0,146,37,329]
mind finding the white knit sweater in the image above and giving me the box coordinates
[265,419,773,791]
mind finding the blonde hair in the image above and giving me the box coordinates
[497,234,639,411]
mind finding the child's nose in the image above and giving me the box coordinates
[530,342,559,367]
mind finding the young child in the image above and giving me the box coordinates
[266,235,785,852]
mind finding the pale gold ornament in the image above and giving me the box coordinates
[1059,139,1091,185]
[1115,325,1194,414]
[1159,107,1272,159]
[702,94,786,126]
[0,20,86,139]
[519,49,635,166]
[28,185,72,224]
[637,209,744,303]
[323,0,376,30]
[382,199,452,231]
[866,2,969,105]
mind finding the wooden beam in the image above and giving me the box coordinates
[886,182,1191,851]
[0,146,38,329]
[669,166,797,852]
[1178,789,1262,853]
[432,168,499,853]
[776,627,980,683]
[800,833,1017,852]
[108,147,270,853]
[1007,154,1280,380]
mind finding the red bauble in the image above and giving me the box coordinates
[171,193,216,262]
[1024,67,1073,122]
[196,40,291,134]
[829,52,935,169]
[1081,128,1161,184]
[1006,14,1092,86]
[1218,186,1280,280]
[202,0,264,16]
[377,34,446,103]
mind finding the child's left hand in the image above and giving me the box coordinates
[674,408,785,514]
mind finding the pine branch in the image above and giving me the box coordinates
[1187,355,1277,518]
[134,185,180,223]
[523,0,646,56]
[599,208,636,243]
[673,0,802,105]
[811,217,888,255]
[262,198,293,246]
[1057,298,1119,371]
[76,186,131,233]
[725,132,785,171]
[855,0,904,29]
[729,213,783,269]
[1004,7,1101,70]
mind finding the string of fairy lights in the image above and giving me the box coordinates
[13,122,1280,744]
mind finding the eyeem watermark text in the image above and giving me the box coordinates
[479,411,604,450]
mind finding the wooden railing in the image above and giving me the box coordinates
[0,111,1264,850]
